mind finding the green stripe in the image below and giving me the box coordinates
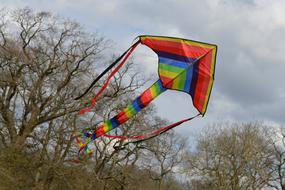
[159,63,184,74]
[153,82,161,95]
[127,105,137,116]
[178,71,187,89]
[106,120,113,130]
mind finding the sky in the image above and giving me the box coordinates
[1,0,284,137]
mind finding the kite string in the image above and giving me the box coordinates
[78,41,140,115]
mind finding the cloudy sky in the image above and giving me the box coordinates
[1,0,284,136]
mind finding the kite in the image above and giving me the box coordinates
[75,35,217,156]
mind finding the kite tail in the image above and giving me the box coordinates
[95,79,166,137]
[75,79,166,158]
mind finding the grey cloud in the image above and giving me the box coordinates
[0,0,284,126]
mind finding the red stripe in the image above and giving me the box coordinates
[140,89,153,106]
[75,137,81,144]
[199,52,213,108]
[160,75,173,88]
[141,38,210,59]
[95,126,104,137]
[193,52,213,112]
[102,133,145,139]
[100,114,200,140]
[116,111,129,124]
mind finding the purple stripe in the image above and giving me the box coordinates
[190,61,199,97]
[157,51,197,63]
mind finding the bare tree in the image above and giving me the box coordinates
[140,123,188,190]
[0,7,108,150]
[186,122,273,190]
[0,8,192,190]
[0,7,109,189]
[266,126,285,190]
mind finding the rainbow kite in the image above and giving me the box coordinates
[75,35,217,155]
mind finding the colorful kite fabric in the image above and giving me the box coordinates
[95,79,166,137]
[75,35,217,156]
[140,36,217,115]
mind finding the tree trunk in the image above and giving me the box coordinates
[159,178,163,190]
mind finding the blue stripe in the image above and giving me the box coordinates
[110,117,120,129]
[133,80,166,112]
[159,57,189,69]
[157,51,197,63]
[184,66,193,92]
[157,79,167,91]
[132,98,142,112]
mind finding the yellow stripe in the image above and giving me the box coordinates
[123,107,131,118]
[202,78,213,114]
[150,85,157,97]
[103,123,109,133]
[159,69,179,79]
[172,71,186,90]
[124,106,134,118]
[141,36,216,49]
[172,77,181,89]
[210,47,217,76]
